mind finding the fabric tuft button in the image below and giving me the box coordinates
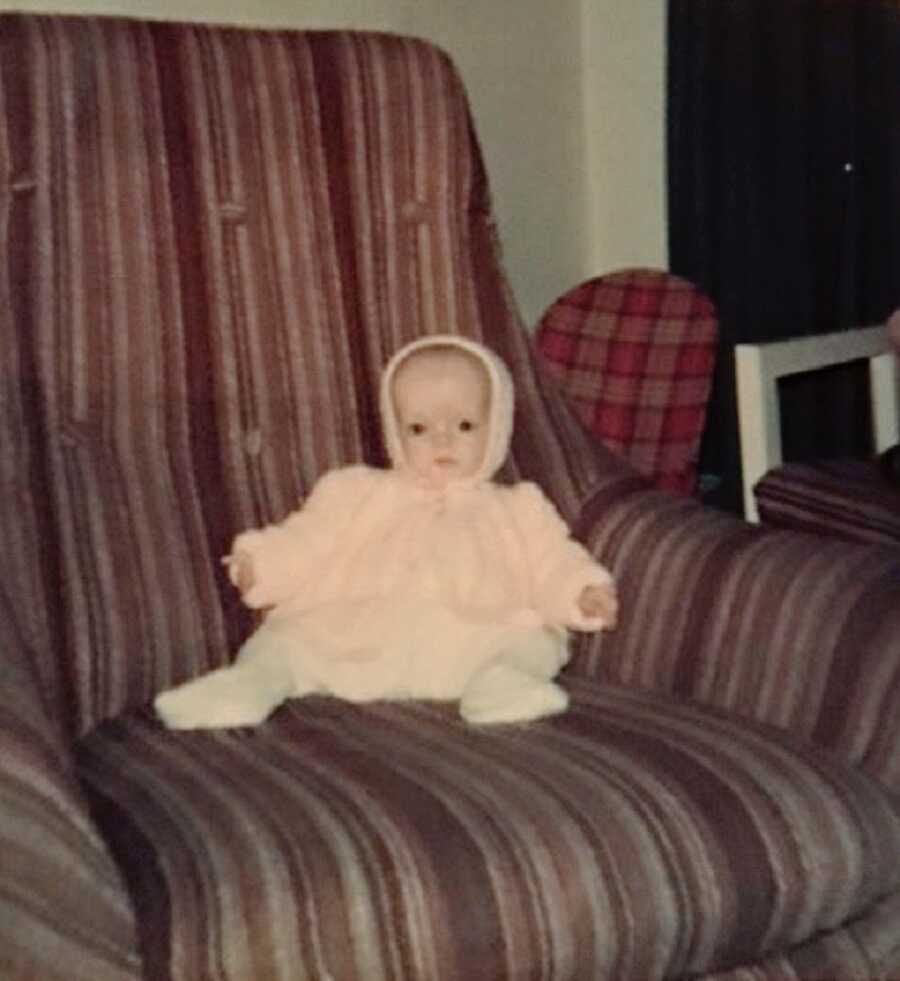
[244,429,263,456]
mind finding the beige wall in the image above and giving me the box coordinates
[581,0,667,280]
[2,0,666,325]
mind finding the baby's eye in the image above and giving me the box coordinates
[408,423,426,436]
[459,420,477,433]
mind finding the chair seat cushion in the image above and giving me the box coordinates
[755,459,900,545]
[76,677,900,980]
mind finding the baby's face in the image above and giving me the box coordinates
[392,350,490,488]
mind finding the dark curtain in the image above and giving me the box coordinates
[667,0,900,513]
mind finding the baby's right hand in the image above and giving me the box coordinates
[222,552,255,596]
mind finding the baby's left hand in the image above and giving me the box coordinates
[578,583,618,628]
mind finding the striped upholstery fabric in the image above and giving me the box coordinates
[754,459,900,545]
[535,269,718,496]
[4,13,900,980]
[0,588,139,981]
[76,682,900,981]
[572,486,900,797]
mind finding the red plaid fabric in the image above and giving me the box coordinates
[535,269,718,495]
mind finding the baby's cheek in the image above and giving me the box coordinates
[403,441,427,470]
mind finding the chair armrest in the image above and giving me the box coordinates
[0,596,138,980]
[570,484,900,794]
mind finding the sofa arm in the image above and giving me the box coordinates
[0,596,139,981]
[570,483,900,794]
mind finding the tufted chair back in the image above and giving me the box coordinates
[0,16,614,736]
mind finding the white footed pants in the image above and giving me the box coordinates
[154,619,569,730]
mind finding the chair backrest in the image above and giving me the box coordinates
[535,268,718,495]
[1,15,614,736]
[735,323,899,520]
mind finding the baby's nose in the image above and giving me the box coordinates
[432,428,452,447]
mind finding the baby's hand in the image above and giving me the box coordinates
[222,552,255,596]
[578,583,618,628]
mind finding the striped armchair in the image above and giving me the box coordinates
[2,15,900,981]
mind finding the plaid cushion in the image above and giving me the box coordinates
[535,269,718,496]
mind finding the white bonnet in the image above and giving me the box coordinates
[379,334,514,483]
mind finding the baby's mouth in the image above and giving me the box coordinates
[434,456,457,468]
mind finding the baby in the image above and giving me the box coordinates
[155,335,618,729]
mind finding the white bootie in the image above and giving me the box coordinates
[154,658,297,730]
[460,662,569,725]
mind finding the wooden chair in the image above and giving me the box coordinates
[736,323,899,526]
